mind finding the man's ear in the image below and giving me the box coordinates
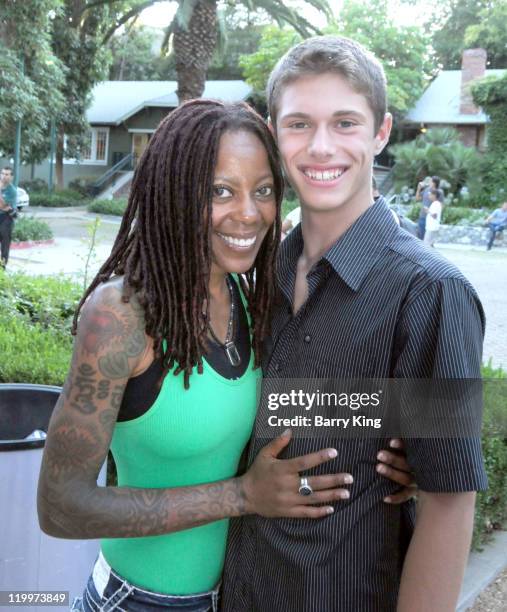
[374,112,392,155]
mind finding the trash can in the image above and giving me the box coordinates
[0,384,105,610]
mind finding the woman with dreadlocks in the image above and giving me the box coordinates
[37,100,352,611]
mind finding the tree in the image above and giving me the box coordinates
[465,0,507,68]
[240,0,433,125]
[163,0,331,103]
[0,1,65,163]
[207,6,268,80]
[108,25,173,80]
[430,0,507,68]
[50,1,153,187]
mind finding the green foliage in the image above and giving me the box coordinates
[208,7,266,80]
[431,0,487,69]
[0,1,65,162]
[240,26,302,94]
[282,198,299,220]
[29,192,85,207]
[473,362,507,549]
[470,75,507,207]
[108,25,172,80]
[241,1,432,125]
[441,206,488,226]
[68,175,101,197]
[465,0,507,68]
[0,270,80,386]
[88,198,128,216]
[19,178,49,193]
[12,217,53,242]
[327,0,434,120]
[391,128,481,198]
[472,75,507,154]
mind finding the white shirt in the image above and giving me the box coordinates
[426,200,442,232]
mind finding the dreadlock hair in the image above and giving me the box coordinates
[72,99,283,388]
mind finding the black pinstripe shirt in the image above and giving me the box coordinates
[221,198,488,612]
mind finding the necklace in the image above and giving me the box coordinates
[207,276,241,367]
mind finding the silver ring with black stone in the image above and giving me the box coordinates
[298,477,313,496]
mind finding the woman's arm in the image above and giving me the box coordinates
[38,281,350,539]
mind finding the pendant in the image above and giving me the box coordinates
[225,341,242,367]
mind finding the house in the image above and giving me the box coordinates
[404,49,506,149]
[10,80,252,195]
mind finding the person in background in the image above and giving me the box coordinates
[0,166,18,268]
[485,201,507,250]
[415,175,441,240]
[424,188,443,248]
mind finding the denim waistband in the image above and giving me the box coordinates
[91,551,220,612]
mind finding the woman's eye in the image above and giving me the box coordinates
[257,185,273,197]
[213,186,232,198]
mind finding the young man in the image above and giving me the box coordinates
[222,36,487,611]
[485,201,507,250]
[424,188,443,247]
[0,166,18,267]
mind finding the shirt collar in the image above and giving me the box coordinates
[278,197,399,294]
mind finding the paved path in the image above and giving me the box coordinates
[8,208,507,368]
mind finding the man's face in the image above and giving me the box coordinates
[0,170,13,185]
[502,202,507,212]
[274,73,391,214]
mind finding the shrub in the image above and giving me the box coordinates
[29,192,86,208]
[19,178,48,193]
[0,271,81,334]
[391,128,481,197]
[0,271,81,385]
[12,216,53,242]
[441,206,489,226]
[0,310,72,386]
[473,362,507,549]
[68,175,101,197]
[88,198,128,216]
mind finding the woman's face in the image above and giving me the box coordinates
[210,130,277,276]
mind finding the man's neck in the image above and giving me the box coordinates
[299,195,375,269]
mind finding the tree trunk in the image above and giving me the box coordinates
[55,127,65,190]
[173,0,218,103]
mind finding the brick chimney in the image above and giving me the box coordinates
[460,48,487,114]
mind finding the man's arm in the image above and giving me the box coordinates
[397,491,475,612]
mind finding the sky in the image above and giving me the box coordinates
[138,0,432,31]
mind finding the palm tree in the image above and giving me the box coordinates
[164,0,331,103]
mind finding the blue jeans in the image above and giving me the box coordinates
[417,216,426,240]
[487,222,505,250]
[71,552,220,612]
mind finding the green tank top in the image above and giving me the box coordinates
[101,287,259,595]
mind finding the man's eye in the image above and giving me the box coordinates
[290,122,309,129]
[336,120,355,129]
[213,186,232,198]
[257,185,273,197]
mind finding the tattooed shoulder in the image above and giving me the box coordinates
[76,281,148,380]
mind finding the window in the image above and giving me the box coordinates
[64,127,109,165]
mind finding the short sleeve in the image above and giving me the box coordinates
[393,277,488,492]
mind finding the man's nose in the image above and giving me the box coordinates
[308,124,335,158]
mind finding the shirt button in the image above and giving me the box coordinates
[304,335,311,343]
[275,362,282,372]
